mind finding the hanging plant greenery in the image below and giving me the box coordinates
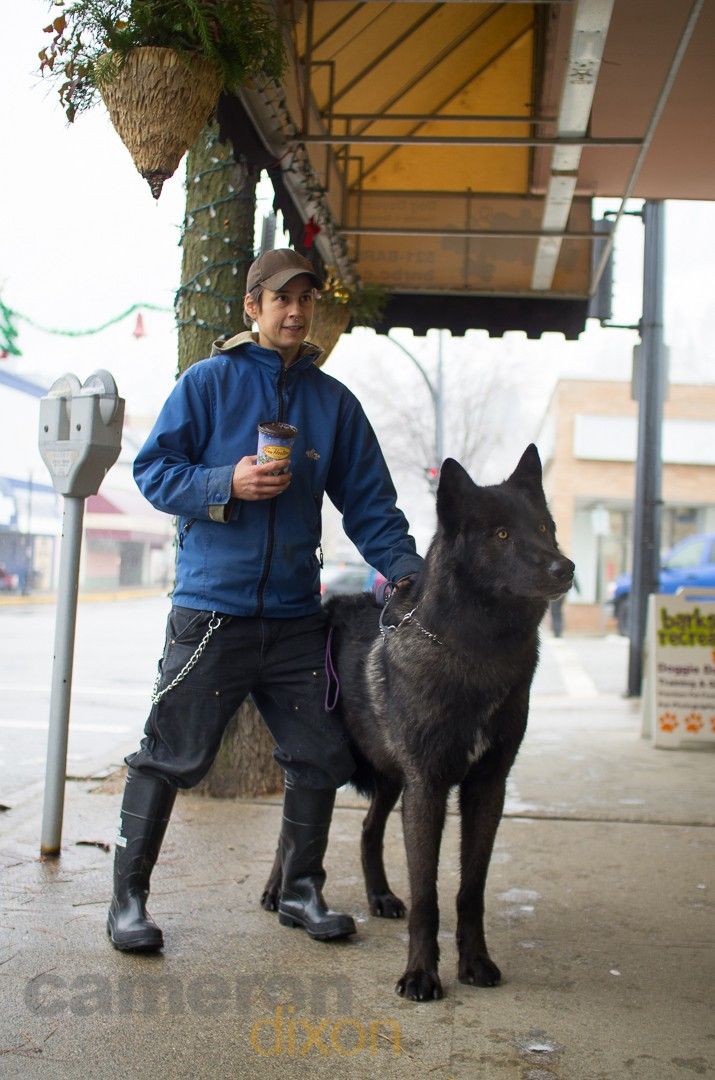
[322,273,388,327]
[39,0,287,122]
[309,272,388,365]
[38,1,287,196]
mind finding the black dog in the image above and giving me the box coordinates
[263,445,574,1001]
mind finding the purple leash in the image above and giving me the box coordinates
[324,574,419,710]
[324,625,340,711]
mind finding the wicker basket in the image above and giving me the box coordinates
[99,47,222,198]
[308,301,351,366]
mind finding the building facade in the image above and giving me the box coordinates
[537,379,715,633]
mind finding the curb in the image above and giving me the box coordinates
[0,588,168,607]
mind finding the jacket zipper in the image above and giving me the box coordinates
[255,366,287,616]
[178,518,195,549]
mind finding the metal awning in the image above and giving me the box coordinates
[218,0,713,336]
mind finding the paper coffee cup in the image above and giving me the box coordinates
[257,422,298,474]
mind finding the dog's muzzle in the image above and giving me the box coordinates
[548,557,575,587]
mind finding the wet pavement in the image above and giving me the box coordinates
[0,680,712,1078]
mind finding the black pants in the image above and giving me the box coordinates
[126,607,355,791]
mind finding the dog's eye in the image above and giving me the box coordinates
[497,529,508,540]
[539,524,547,533]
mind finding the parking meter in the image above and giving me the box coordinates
[38,370,125,857]
[39,370,124,496]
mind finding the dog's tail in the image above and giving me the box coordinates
[346,746,381,799]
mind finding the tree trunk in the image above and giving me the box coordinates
[176,120,256,371]
[190,700,282,799]
[176,120,283,799]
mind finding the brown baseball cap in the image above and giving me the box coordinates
[246,248,322,292]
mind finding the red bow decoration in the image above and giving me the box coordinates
[302,216,321,249]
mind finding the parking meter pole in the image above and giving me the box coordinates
[38,370,124,858]
[40,496,85,856]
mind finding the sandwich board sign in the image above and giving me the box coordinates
[641,588,715,748]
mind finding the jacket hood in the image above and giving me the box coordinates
[211,330,323,365]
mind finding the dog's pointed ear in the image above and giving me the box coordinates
[508,444,542,489]
[436,458,478,532]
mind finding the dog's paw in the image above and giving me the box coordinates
[458,955,501,987]
[368,891,406,919]
[395,969,443,1002]
[260,887,280,912]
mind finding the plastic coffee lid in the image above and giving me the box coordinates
[257,422,298,438]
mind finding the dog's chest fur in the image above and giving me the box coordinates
[362,634,519,781]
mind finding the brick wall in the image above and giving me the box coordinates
[543,380,715,538]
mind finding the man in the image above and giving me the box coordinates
[108,248,423,953]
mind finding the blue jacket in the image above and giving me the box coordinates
[134,332,423,617]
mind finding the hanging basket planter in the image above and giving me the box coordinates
[308,301,351,366]
[99,47,222,199]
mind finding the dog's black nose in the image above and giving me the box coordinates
[548,558,575,583]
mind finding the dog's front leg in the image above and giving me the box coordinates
[456,752,514,988]
[396,779,449,1002]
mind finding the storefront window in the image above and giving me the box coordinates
[663,507,700,548]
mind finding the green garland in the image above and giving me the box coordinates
[0,296,173,357]
[0,299,21,357]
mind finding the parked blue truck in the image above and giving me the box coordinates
[609,531,715,634]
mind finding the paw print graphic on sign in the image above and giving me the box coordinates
[658,712,678,733]
[684,712,704,734]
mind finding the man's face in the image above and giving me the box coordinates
[246,274,316,363]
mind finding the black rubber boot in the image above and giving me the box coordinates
[277,780,357,941]
[107,769,176,952]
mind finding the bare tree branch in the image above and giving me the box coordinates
[350,341,517,489]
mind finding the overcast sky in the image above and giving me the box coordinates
[2,1,714,491]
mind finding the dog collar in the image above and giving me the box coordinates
[379,599,445,647]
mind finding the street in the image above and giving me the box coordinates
[0,595,171,803]
[0,596,632,804]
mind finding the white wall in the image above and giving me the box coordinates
[573,415,715,465]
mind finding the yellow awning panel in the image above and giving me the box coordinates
[299,3,535,194]
[229,0,713,318]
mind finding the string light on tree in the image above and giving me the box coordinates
[175,123,257,372]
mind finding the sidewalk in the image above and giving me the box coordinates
[0,692,712,1079]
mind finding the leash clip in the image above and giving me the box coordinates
[378,591,398,638]
[379,601,417,640]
